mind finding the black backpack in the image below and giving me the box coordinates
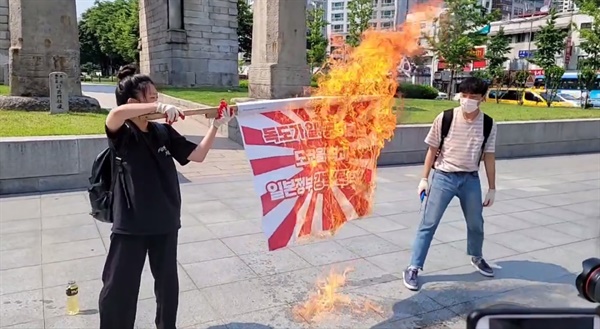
[432,109,493,169]
[88,122,169,223]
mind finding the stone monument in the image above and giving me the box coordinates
[138,0,239,87]
[0,0,9,85]
[0,0,99,111]
[49,72,68,114]
[248,0,311,99]
[8,0,81,97]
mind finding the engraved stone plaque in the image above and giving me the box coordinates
[49,72,69,114]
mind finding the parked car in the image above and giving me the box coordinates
[552,93,581,107]
[436,92,449,100]
[486,88,578,108]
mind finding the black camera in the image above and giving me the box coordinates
[577,257,600,304]
[467,258,600,329]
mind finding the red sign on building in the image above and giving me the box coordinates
[530,69,544,76]
[472,47,486,69]
[436,46,487,71]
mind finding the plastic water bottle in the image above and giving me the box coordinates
[66,280,80,315]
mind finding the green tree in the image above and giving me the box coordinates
[529,9,568,73]
[578,67,596,108]
[543,65,566,107]
[79,19,107,71]
[575,0,600,94]
[346,0,373,47]
[514,70,530,105]
[484,27,511,103]
[306,7,329,72]
[427,0,499,97]
[574,0,600,8]
[237,0,253,61]
[471,70,490,80]
[528,8,568,106]
[81,0,139,70]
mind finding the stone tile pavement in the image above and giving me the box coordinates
[0,154,599,329]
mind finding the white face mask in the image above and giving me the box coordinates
[460,97,480,113]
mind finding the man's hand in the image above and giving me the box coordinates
[156,103,185,125]
[483,189,496,207]
[417,178,429,196]
[212,100,235,128]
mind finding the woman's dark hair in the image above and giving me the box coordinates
[115,64,155,106]
[458,77,489,96]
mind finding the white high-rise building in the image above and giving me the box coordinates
[551,0,578,12]
[325,0,409,50]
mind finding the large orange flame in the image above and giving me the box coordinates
[300,2,442,235]
[294,2,442,321]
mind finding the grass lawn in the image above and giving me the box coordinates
[160,86,249,106]
[0,110,107,137]
[160,85,600,123]
[0,85,8,95]
[82,77,118,85]
[398,99,600,124]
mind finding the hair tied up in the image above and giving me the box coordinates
[116,64,139,81]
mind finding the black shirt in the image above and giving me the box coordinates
[106,122,197,235]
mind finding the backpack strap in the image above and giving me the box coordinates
[479,114,494,162]
[432,109,454,169]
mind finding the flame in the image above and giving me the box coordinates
[293,267,384,322]
[300,1,442,235]
[293,3,441,321]
[293,268,353,322]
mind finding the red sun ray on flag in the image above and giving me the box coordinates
[235,1,443,254]
[237,97,379,251]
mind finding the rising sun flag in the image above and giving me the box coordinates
[235,2,443,253]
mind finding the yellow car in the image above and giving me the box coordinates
[486,88,578,107]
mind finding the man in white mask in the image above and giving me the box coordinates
[403,77,497,291]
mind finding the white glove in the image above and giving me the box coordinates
[417,178,429,196]
[483,189,496,207]
[156,103,184,124]
[212,100,235,128]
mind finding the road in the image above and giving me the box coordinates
[82,83,117,109]
[1,153,598,328]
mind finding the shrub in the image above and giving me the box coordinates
[397,83,439,99]
[238,78,319,89]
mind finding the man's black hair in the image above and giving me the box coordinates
[458,77,489,96]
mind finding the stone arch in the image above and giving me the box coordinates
[138,0,239,87]
[1,0,239,97]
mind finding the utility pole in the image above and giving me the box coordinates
[430,21,438,87]
[526,4,534,71]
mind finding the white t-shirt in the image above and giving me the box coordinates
[425,108,497,173]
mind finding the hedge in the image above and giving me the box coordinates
[397,83,439,99]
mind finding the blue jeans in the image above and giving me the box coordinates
[409,170,485,269]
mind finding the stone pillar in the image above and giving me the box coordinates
[139,0,239,87]
[248,0,311,99]
[0,0,9,85]
[8,0,81,97]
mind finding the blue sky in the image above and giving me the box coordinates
[76,0,112,18]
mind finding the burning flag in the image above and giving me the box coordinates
[235,2,442,251]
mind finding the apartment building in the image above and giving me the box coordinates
[552,0,578,12]
[487,11,590,72]
[325,0,405,47]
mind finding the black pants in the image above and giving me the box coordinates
[99,233,179,329]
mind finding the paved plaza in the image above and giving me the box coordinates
[0,152,599,328]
